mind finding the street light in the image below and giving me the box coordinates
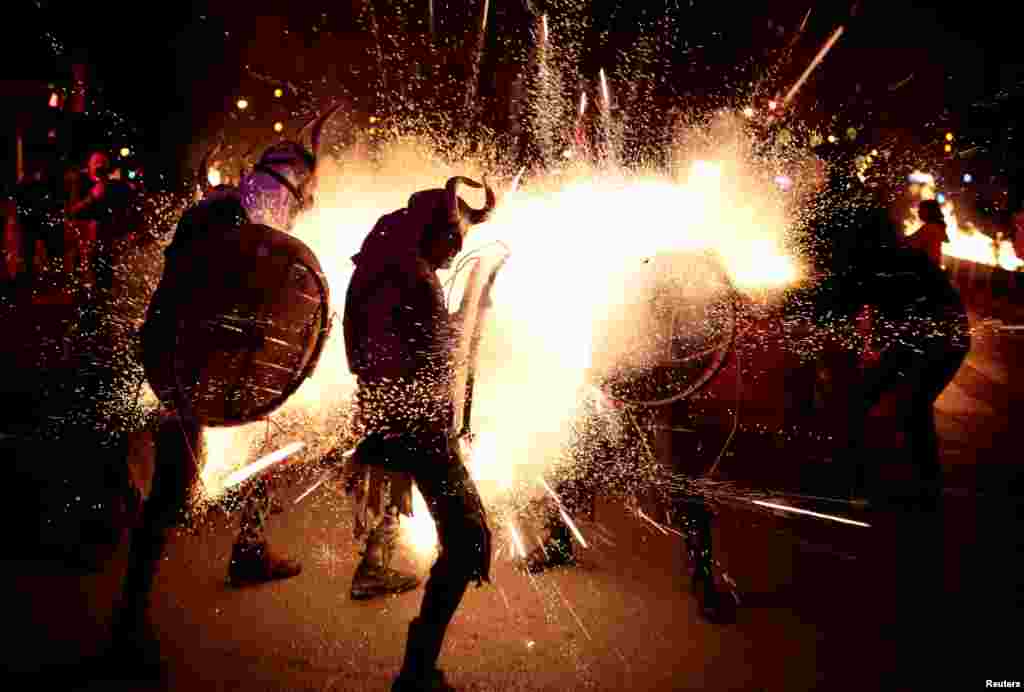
[273,88,283,98]
[119,147,131,157]
[273,121,284,133]
[237,98,249,110]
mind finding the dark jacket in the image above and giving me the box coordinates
[819,243,969,353]
[343,208,457,436]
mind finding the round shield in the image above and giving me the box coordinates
[144,223,330,426]
[593,250,737,407]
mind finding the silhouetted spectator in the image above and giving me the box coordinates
[822,208,969,504]
[13,157,65,290]
[909,199,949,267]
[65,150,140,296]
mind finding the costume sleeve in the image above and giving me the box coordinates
[65,173,95,219]
[359,278,415,380]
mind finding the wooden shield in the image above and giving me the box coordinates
[144,223,330,426]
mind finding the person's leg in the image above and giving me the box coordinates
[902,342,968,506]
[228,478,301,587]
[394,437,490,691]
[110,414,200,673]
[350,486,421,600]
[843,349,915,498]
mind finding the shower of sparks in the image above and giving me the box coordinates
[292,452,354,505]
[222,441,305,489]
[782,25,845,106]
[558,508,588,548]
[636,507,686,538]
[38,4,961,622]
[510,166,526,193]
[751,500,871,527]
[507,520,528,559]
[547,578,593,642]
[539,478,589,548]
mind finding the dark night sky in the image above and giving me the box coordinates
[7,0,1020,185]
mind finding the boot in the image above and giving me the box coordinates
[525,520,575,574]
[350,514,420,600]
[392,617,457,692]
[228,540,302,587]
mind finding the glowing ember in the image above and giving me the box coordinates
[507,520,528,559]
[222,441,305,489]
[751,500,871,528]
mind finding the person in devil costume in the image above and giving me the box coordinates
[107,105,341,678]
[343,175,495,692]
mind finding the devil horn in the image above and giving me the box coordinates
[305,101,345,164]
[445,175,496,227]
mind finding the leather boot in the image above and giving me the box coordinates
[351,512,420,600]
[228,540,301,587]
[392,617,457,692]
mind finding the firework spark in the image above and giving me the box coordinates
[751,500,871,527]
[783,26,845,106]
[222,441,305,489]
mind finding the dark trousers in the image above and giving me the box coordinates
[355,431,491,674]
[118,415,201,623]
[847,339,969,499]
[413,450,490,632]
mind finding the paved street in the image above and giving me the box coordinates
[2,263,1022,691]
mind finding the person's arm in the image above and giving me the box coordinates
[66,175,103,219]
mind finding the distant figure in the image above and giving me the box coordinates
[822,208,970,503]
[909,199,949,267]
[13,157,65,290]
[65,150,140,295]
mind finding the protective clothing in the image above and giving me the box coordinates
[344,177,496,689]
